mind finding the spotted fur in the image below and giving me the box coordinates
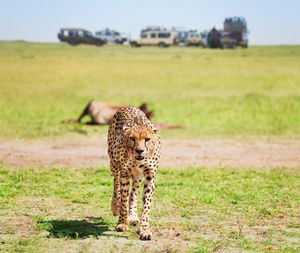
[108,107,161,240]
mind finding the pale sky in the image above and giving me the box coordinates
[0,0,299,45]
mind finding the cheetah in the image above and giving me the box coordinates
[107,107,161,240]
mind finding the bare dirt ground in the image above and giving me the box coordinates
[0,137,299,169]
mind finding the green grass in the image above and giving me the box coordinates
[1,41,299,252]
[0,166,299,252]
[0,42,300,139]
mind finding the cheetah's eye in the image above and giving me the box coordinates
[145,138,151,142]
[129,137,135,142]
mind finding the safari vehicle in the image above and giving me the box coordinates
[220,31,237,49]
[95,28,127,44]
[186,31,202,46]
[224,17,248,48]
[130,30,177,47]
[207,27,222,48]
[57,28,105,46]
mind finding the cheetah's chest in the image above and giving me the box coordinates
[131,164,145,178]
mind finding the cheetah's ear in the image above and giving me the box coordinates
[152,126,159,135]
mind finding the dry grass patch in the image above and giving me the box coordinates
[0,216,36,238]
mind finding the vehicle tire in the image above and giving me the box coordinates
[130,42,139,47]
[158,42,166,48]
[96,42,103,47]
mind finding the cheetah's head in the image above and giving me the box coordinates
[123,125,159,161]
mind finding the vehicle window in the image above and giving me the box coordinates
[78,31,84,37]
[141,33,148,38]
[158,33,170,38]
[69,31,76,37]
[63,30,68,37]
[150,33,156,38]
[115,32,120,36]
[85,31,93,37]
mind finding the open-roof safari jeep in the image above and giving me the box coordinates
[58,28,105,46]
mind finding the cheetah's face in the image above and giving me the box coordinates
[124,125,158,161]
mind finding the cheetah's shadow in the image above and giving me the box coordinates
[38,216,126,239]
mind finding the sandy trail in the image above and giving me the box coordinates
[0,137,299,169]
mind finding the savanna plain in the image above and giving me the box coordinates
[0,42,299,252]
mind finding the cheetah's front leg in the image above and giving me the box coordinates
[111,174,120,216]
[116,174,130,232]
[128,175,142,226]
[139,174,155,240]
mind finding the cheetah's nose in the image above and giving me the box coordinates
[135,149,144,154]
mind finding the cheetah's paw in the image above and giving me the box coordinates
[116,223,128,232]
[139,229,152,240]
[128,216,139,226]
